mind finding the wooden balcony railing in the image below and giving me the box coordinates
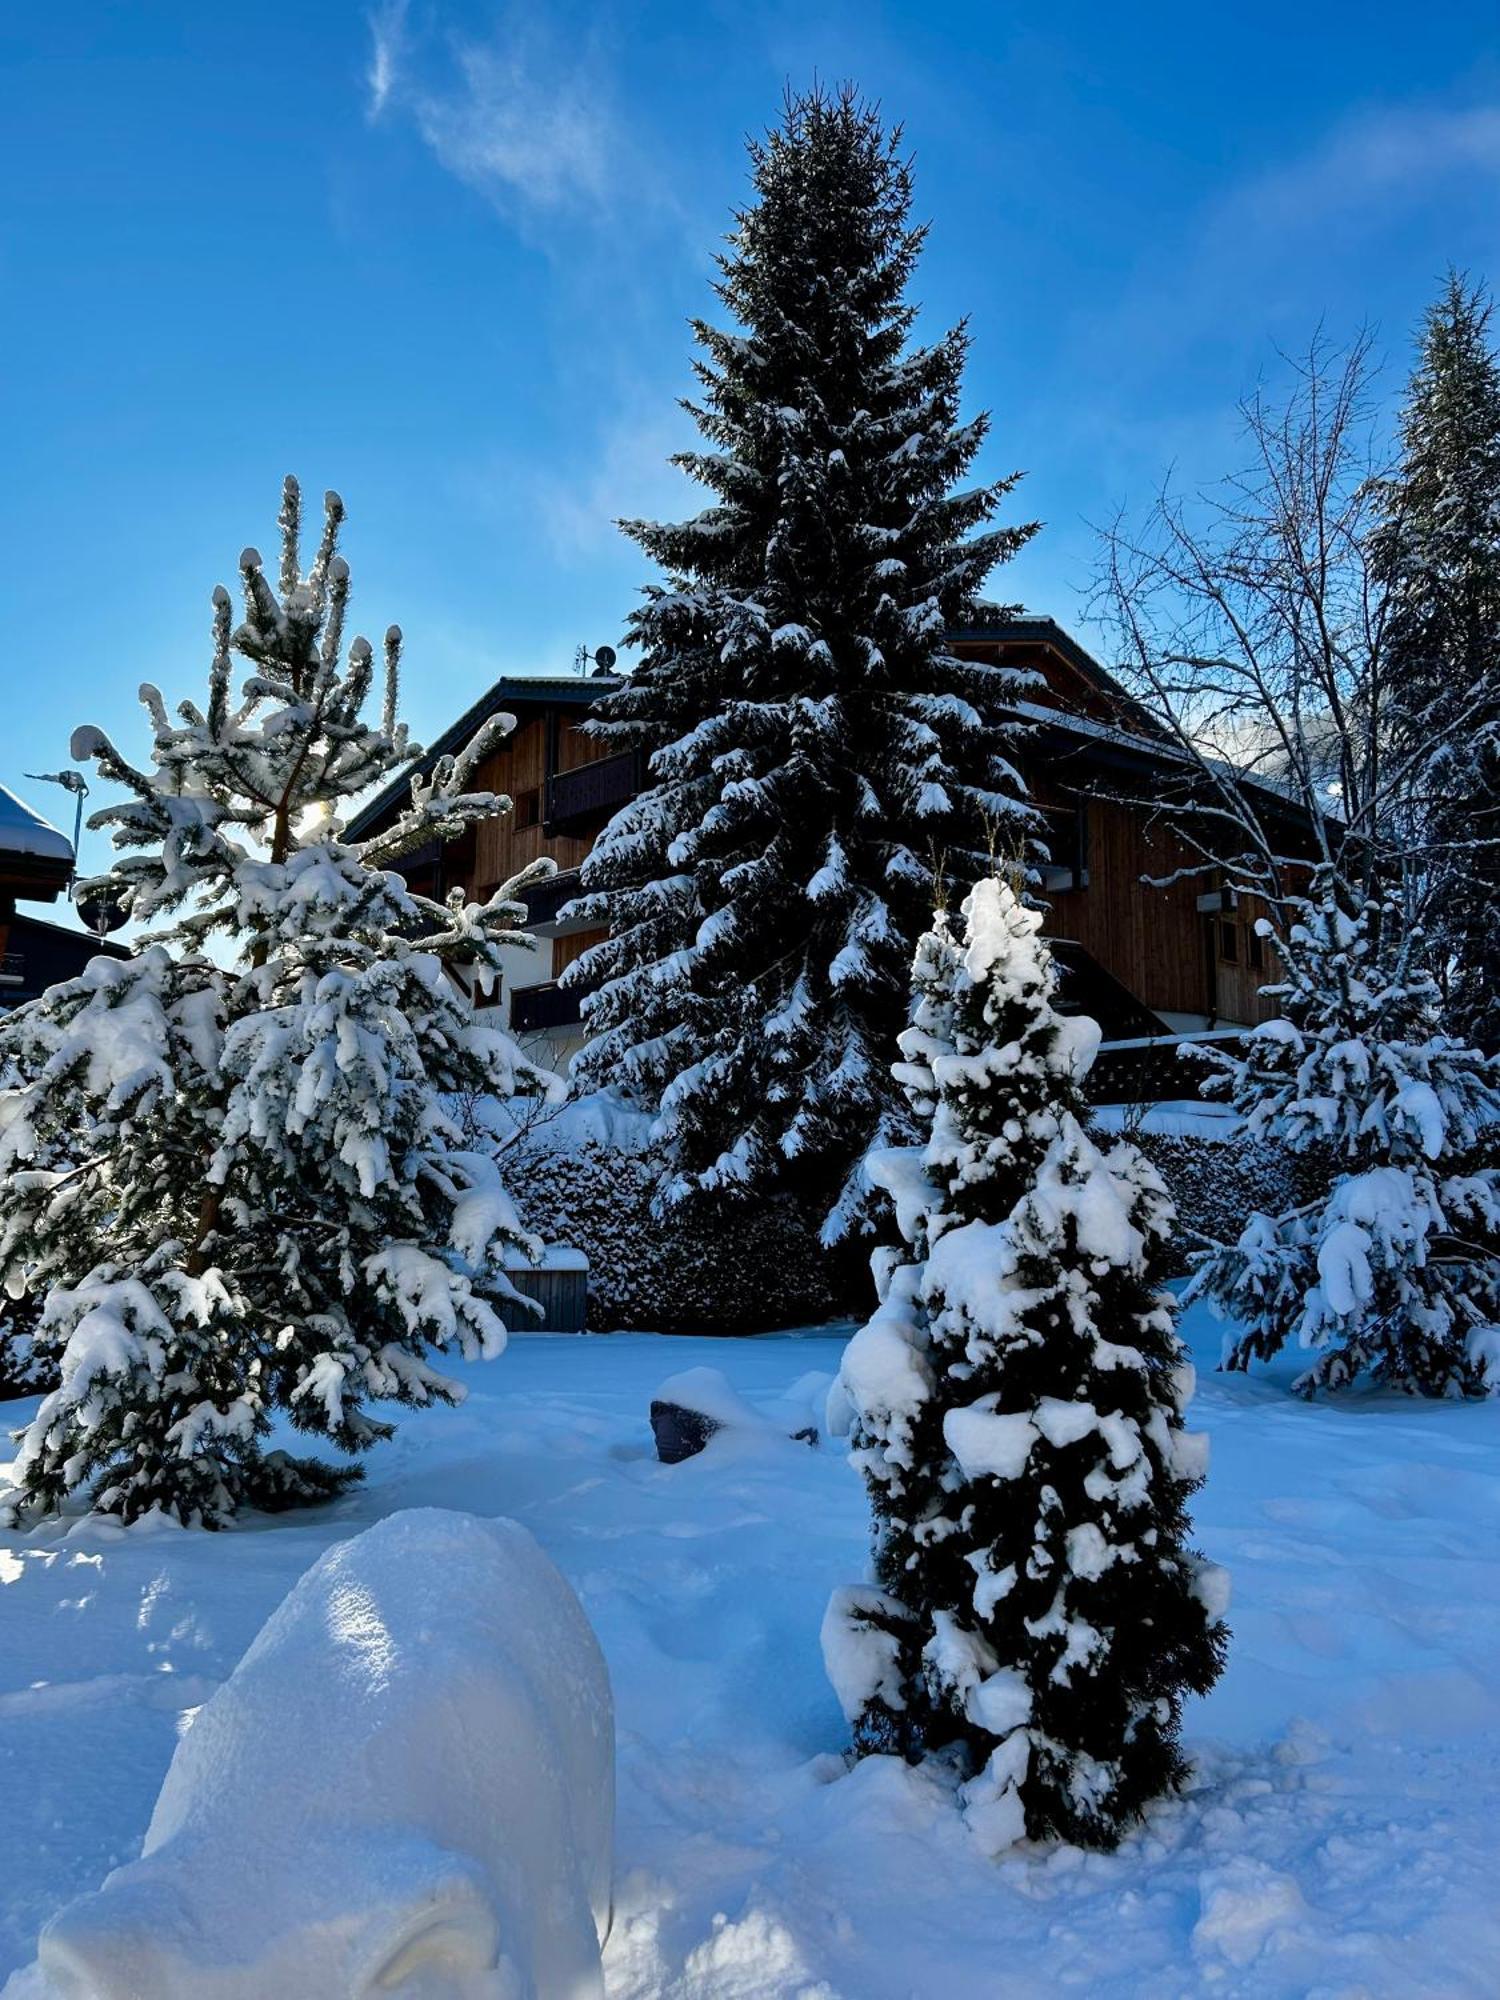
[545,751,642,829]
[510,981,584,1034]
[521,870,583,928]
[1086,1030,1246,1106]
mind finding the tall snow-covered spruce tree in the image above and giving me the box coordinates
[564,86,1039,1239]
[0,480,558,1527]
[1191,873,1500,1396]
[1373,272,1500,1052]
[825,877,1226,1852]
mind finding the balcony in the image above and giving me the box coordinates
[521,869,583,928]
[545,751,642,830]
[510,981,584,1035]
[1085,1029,1246,1106]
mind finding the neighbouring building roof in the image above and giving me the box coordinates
[0,783,75,903]
[347,673,621,842]
[0,910,128,1009]
[0,785,73,864]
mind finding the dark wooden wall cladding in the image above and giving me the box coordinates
[363,624,1304,1042]
[456,719,1285,1032]
[558,717,618,774]
[1041,797,1211,1019]
[552,927,608,980]
[1212,892,1282,1027]
[472,717,614,898]
[949,635,1102,728]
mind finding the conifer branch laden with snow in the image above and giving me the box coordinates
[1371,272,1500,1054]
[1190,873,1500,1395]
[0,480,560,1527]
[563,85,1039,1241]
[826,878,1226,1852]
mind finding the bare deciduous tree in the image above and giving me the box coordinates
[1093,334,1500,1399]
[1093,331,1473,924]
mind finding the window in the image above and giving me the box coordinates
[1038,805,1088,892]
[1218,919,1239,964]
[513,787,541,830]
[1248,924,1265,972]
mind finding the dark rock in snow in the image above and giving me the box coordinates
[650,1400,723,1464]
[650,1366,823,1462]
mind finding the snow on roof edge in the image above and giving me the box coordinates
[0,784,74,863]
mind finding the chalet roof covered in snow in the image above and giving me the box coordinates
[0,784,74,902]
[0,785,72,863]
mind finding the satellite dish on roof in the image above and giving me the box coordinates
[76,884,127,937]
[575,644,618,677]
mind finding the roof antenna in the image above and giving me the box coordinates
[574,645,618,678]
[24,769,88,892]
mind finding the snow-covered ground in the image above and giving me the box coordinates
[2,1301,1498,1997]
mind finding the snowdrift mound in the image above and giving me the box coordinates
[26,1509,613,2000]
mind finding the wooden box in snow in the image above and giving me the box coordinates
[503,1245,589,1333]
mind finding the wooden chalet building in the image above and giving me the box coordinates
[349,618,1295,1103]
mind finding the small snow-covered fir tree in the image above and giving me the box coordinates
[1373,273,1500,1052]
[1191,872,1500,1396]
[564,86,1038,1240]
[825,877,1226,1853]
[0,480,557,1526]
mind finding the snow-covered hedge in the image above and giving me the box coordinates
[502,1099,1314,1327]
[508,1137,851,1335]
[1127,1131,1310,1272]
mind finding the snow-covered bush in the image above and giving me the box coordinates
[35,1509,614,2000]
[1191,875,1500,1394]
[507,1133,849,1334]
[827,877,1227,1852]
[0,481,558,1527]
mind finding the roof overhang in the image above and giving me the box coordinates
[0,784,74,902]
[346,674,623,842]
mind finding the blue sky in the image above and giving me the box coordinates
[3,2,1497,897]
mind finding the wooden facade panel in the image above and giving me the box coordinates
[370,631,1302,1046]
[1041,800,1210,1019]
[1212,894,1282,1027]
[553,927,608,979]
[557,718,615,772]
[951,636,1134,731]
[471,717,597,896]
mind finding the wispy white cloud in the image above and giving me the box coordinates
[1227,100,1500,235]
[1029,93,1500,615]
[534,401,699,559]
[411,35,619,220]
[365,0,408,122]
[364,5,662,235]
[1073,93,1500,412]
[1224,97,1500,238]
